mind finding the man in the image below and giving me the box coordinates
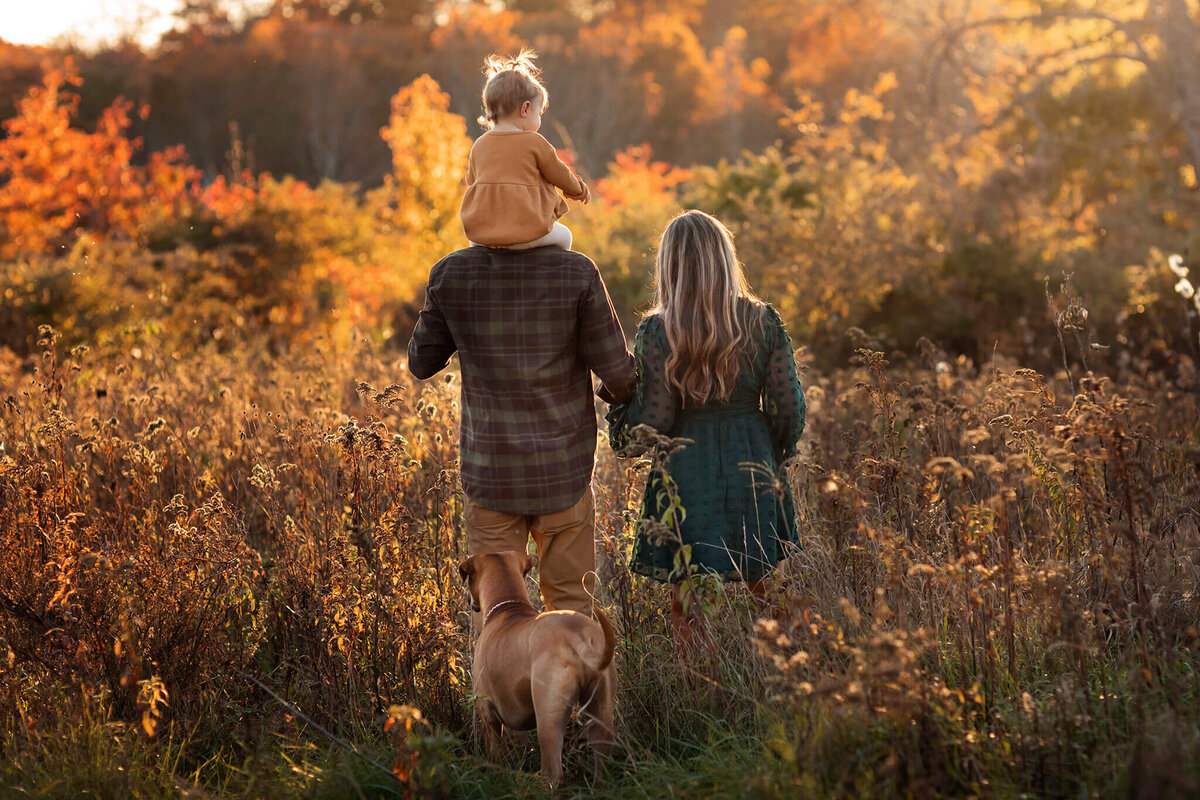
[407,246,636,614]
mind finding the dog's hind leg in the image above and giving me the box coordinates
[583,670,615,784]
[532,670,573,789]
[477,697,504,764]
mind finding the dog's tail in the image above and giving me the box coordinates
[594,607,615,671]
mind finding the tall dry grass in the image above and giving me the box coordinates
[1,312,1198,797]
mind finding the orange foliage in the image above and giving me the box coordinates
[193,172,409,336]
[701,26,775,116]
[0,65,470,348]
[579,11,716,124]
[572,145,690,328]
[0,60,197,259]
[592,145,690,209]
[783,0,893,88]
[555,147,576,168]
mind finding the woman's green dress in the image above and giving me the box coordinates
[608,301,806,583]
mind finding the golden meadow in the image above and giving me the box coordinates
[3,4,1200,795]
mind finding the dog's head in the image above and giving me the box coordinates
[458,551,536,611]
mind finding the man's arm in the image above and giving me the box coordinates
[578,268,636,404]
[407,277,457,380]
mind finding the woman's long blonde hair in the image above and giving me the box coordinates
[650,210,763,407]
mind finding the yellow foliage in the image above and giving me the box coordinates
[379,74,471,240]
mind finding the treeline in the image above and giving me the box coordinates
[2,0,900,183]
[1,0,1198,374]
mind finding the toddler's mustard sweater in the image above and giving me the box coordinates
[460,130,588,247]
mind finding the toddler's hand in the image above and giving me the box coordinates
[577,183,591,205]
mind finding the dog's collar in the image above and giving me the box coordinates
[484,598,524,624]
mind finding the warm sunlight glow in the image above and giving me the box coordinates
[0,0,181,48]
[0,0,269,49]
[2,2,1199,792]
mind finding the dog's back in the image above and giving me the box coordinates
[529,607,615,693]
[559,607,615,674]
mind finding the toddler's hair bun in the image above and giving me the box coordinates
[484,47,541,80]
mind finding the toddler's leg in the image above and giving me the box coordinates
[542,222,573,250]
[504,222,573,251]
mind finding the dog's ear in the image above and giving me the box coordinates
[458,557,476,584]
[522,553,537,576]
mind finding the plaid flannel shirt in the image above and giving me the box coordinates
[407,246,636,515]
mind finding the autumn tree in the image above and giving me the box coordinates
[427,6,522,129]
[376,74,472,249]
[931,0,1200,179]
[916,0,1198,332]
[780,0,904,96]
[255,19,384,181]
[0,41,48,122]
[688,72,943,354]
[0,61,195,259]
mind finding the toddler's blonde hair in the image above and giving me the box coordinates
[479,48,548,128]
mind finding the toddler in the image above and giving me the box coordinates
[460,50,590,250]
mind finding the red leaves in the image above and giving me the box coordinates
[0,59,198,259]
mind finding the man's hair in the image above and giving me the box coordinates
[479,48,548,128]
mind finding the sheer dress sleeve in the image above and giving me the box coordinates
[762,305,806,463]
[607,316,677,456]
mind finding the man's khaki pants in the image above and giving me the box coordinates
[463,488,596,615]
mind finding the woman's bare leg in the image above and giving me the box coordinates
[746,578,769,603]
[669,583,696,654]
[746,577,784,621]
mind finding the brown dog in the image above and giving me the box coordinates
[459,551,616,789]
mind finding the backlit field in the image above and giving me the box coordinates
[3,1,1200,795]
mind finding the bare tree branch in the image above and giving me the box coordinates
[927,5,1155,116]
[946,53,1153,150]
[939,9,1155,67]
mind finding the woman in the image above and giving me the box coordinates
[609,210,806,648]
